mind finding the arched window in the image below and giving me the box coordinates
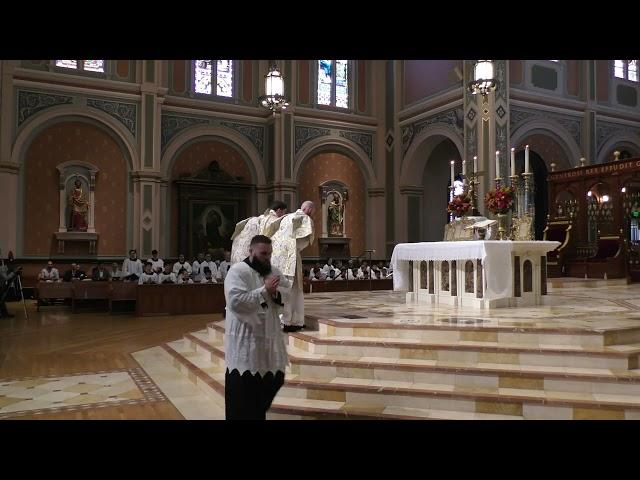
[194,60,234,97]
[55,60,105,73]
[317,60,350,108]
[614,60,638,82]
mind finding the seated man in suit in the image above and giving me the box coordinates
[92,262,111,281]
[63,263,87,282]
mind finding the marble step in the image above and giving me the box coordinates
[314,318,640,348]
[175,332,640,419]
[160,340,522,420]
[267,399,523,420]
[204,323,640,387]
[278,375,640,420]
[284,330,640,370]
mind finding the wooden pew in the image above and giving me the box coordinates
[72,281,111,312]
[34,282,73,311]
[136,283,225,316]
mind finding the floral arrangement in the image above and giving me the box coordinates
[484,186,515,214]
[447,194,473,218]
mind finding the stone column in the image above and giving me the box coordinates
[464,60,508,216]
[58,180,67,232]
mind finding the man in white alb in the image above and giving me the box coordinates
[138,262,159,284]
[192,252,207,282]
[230,201,288,265]
[224,234,291,420]
[122,249,143,281]
[270,200,315,332]
[172,254,192,276]
[217,250,231,281]
[147,250,164,274]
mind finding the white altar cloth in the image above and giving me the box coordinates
[391,241,559,300]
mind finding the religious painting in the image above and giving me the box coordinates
[190,201,237,254]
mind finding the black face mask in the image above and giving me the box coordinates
[244,256,272,277]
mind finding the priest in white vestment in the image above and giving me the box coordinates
[230,201,288,265]
[270,201,315,332]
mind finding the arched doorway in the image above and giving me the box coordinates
[421,139,461,242]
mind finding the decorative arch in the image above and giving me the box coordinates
[161,124,266,185]
[11,105,137,171]
[400,125,463,186]
[597,135,640,164]
[293,136,376,189]
[511,118,581,169]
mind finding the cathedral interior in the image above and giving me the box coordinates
[2,59,640,420]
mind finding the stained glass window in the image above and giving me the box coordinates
[56,60,78,69]
[335,60,349,108]
[614,60,639,82]
[194,60,234,97]
[195,60,213,94]
[629,60,638,82]
[55,60,104,73]
[317,59,350,108]
[216,60,233,97]
[317,60,332,105]
[83,60,105,72]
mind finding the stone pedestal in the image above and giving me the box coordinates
[318,237,351,259]
[54,232,99,255]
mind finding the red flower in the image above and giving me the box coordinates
[484,186,515,214]
[447,195,473,217]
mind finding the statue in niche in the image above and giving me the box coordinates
[328,193,344,236]
[68,178,89,232]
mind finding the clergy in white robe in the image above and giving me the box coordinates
[158,264,177,284]
[270,201,315,331]
[146,250,164,273]
[192,253,207,282]
[224,234,291,420]
[138,264,159,285]
[172,255,192,275]
[122,250,143,281]
[230,201,288,265]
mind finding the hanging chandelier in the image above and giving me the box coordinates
[258,63,290,112]
[468,60,498,96]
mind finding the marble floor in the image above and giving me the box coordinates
[4,278,640,419]
[131,278,640,420]
[0,368,166,419]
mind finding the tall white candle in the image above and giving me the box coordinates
[450,160,455,185]
[495,150,500,179]
[462,158,466,176]
[525,145,530,173]
[510,148,516,177]
[473,155,478,172]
